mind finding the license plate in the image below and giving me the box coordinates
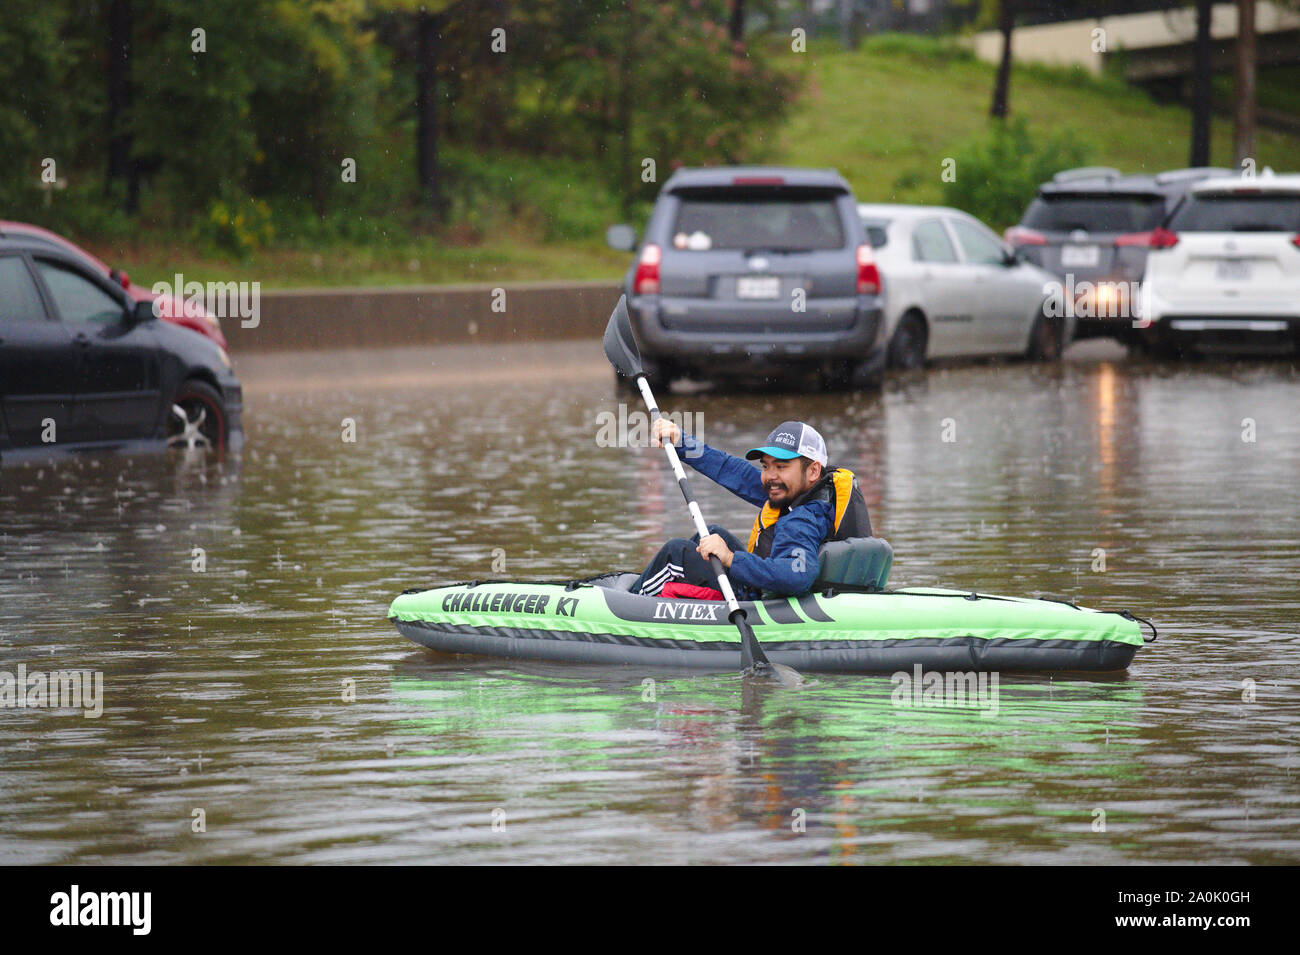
[1061,244,1100,268]
[1215,259,1252,281]
[736,275,780,299]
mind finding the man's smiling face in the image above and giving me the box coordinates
[759,454,822,507]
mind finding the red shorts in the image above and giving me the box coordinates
[660,581,724,601]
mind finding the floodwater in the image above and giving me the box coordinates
[2,340,1297,864]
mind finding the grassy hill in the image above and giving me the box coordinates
[97,34,1300,291]
[777,35,1299,218]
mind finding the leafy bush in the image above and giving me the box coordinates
[941,117,1090,230]
[199,197,275,257]
[441,148,630,242]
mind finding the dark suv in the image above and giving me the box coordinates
[1006,166,1233,343]
[606,166,886,390]
[0,238,243,461]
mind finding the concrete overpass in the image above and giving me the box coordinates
[970,2,1300,81]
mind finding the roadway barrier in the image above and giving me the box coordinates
[223,280,622,352]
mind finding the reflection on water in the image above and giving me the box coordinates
[1,347,1297,863]
[389,665,1149,864]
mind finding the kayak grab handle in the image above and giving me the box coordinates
[1117,610,1158,643]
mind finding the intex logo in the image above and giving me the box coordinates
[653,602,721,621]
[49,885,151,935]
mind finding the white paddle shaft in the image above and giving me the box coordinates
[637,375,743,612]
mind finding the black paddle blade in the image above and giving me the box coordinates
[745,661,806,688]
[602,295,643,379]
[728,603,804,687]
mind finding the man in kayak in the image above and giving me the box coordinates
[631,419,872,600]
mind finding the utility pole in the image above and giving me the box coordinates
[990,1,1014,119]
[1233,0,1257,169]
[1189,0,1213,167]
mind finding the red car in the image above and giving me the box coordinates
[0,221,228,352]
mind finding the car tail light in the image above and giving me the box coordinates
[1292,234,1300,250]
[856,245,881,295]
[1116,227,1179,249]
[634,244,661,294]
[1150,227,1179,249]
[1004,226,1046,246]
[732,176,784,186]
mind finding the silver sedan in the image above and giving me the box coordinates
[858,204,1070,368]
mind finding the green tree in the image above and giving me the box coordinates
[517,0,797,211]
[0,0,86,214]
[371,0,472,222]
[941,118,1089,230]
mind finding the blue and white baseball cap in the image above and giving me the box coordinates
[745,421,828,467]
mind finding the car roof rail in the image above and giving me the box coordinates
[1154,167,1233,185]
[1051,166,1122,184]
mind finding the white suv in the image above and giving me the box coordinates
[1137,173,1300,356]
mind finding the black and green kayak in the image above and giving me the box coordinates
[388,569,1149,674]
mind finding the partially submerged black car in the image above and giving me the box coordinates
[0,237,243,462]
[606,166,887,391]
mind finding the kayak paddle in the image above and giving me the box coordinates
[602,295,803,687]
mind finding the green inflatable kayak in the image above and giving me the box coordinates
[388,571,1149,674]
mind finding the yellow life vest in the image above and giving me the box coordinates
[746,467,867,555]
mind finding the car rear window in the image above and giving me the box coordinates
[1022,194,1166,233]
[860,218,889,249]
[0,255,46,323]
[670,188,846,251]
[1167,193,1300,232]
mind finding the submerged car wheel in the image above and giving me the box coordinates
[1130,336,1182,361]
[848,353,885,391]
[888,313,928,370]
[167,379,228,452]
[1025,313,1064,362]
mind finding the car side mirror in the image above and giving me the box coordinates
[132,299,158,324]
[1002,247,1019,266]
[606,224,637,252]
